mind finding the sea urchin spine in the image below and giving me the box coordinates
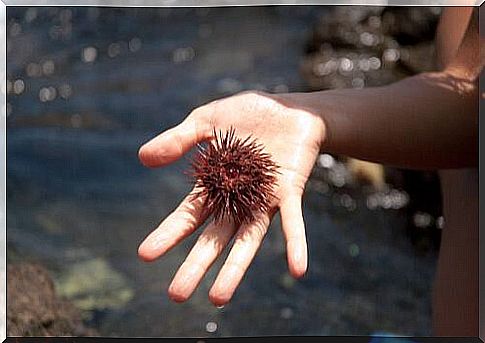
[189,127,279,225]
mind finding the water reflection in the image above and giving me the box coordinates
[39,86,57,102]
[58,84,73,100]
[128,37,142,53]
[383,48,400,63]
[108,43,121,58]
[205,321,217,333]
[82,46,98,63]
[348,243,360,257]
[360,32,378,46]
[368,57,381,70]
[280,307,294,320]
[13,79,25,95]
[42,60,55,75]
[172,46,195,64]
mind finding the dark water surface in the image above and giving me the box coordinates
[7,7,437,337]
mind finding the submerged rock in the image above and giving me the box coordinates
[54,257,134,312]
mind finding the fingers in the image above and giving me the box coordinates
[279,193,308,279]
[209,214,272,306]
[168,219,237,303]
[138,189,209,262]
[138,108,212,168]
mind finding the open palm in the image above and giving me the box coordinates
[138,91,325,305]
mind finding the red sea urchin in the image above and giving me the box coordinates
[189,127,279,225]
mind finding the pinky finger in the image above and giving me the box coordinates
[279,194,308,278]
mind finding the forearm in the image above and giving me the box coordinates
[284,71,478,170]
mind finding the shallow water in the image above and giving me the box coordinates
[7,7,437,337]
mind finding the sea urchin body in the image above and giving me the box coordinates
[189,127,279,225]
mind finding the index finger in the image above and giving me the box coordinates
[138,107,213,168]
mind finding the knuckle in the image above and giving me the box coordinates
[188,106,206,120]
[187,107,213,140]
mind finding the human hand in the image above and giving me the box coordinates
[137,90,325,306]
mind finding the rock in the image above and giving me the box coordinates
[301,6,440,91]
[7,262,97,336]
[346,158,386,191]
[54,257,134,312]
[380,7,441,45]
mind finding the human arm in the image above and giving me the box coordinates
[278,8,481,170]
[280,70,478,170]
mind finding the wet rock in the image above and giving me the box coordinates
[380,7,441,45]
[302,6,440,91]
[7,262,97,336]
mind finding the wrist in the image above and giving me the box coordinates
[273,91,336,152]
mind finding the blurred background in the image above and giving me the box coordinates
[7,6,443,337]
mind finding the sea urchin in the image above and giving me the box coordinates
[189,127,279,225]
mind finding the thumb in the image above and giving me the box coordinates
[138,114,211,168]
